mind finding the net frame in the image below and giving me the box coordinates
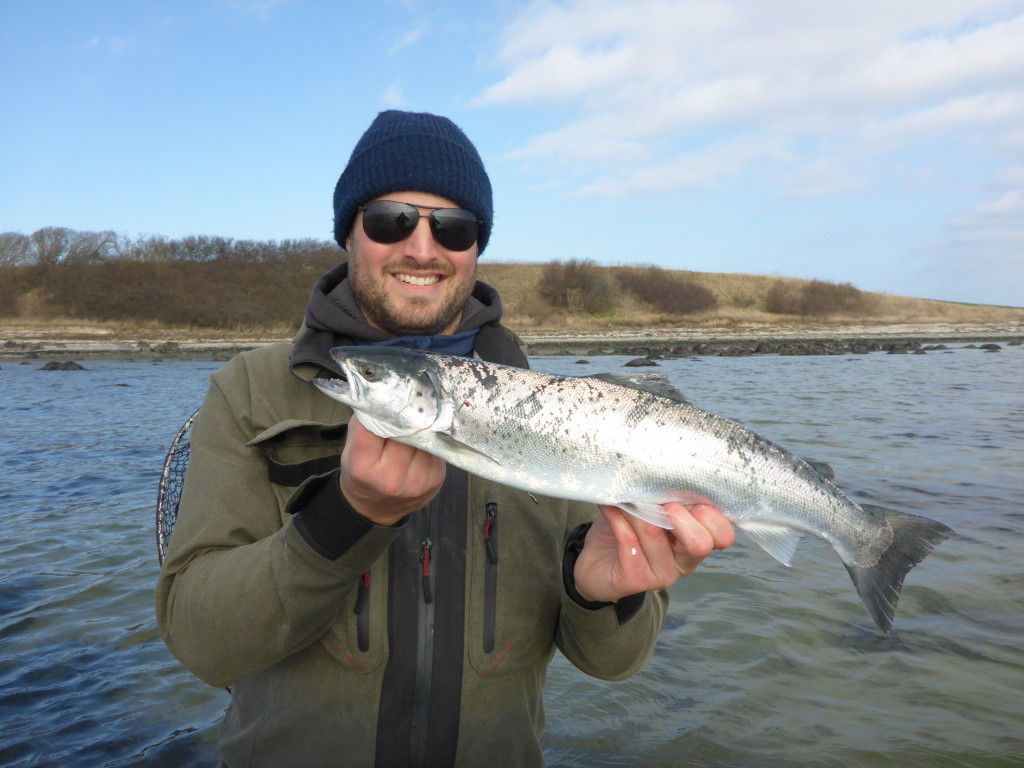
[156,409,199,564]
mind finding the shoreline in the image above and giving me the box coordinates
[2,321,1022,361]
[517,321,1024,356]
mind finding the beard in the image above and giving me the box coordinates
[348,251,478,337]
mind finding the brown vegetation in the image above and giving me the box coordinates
[2,226,1022,336]
[614,265,718,315]
[480,262,1023,331]
[765,278,872,317]
[538,258,617,315]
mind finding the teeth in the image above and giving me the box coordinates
[396,273,441,286]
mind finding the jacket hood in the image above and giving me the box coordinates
[289,262,519,380]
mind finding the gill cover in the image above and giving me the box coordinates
[331,348,446,439]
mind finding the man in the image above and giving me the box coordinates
[156,110,734,767]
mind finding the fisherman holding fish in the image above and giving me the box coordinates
[156,109,736,767]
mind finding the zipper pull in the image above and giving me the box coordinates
[420,537,434,604]
[483,503,498,564]
[354,570,370,614]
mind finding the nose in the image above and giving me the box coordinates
[401,216,439,262]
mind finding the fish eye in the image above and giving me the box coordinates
[361,364,376,379]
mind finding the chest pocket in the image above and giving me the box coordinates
[247,417,389,673]
[246,419,349,514]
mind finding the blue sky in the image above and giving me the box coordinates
[2,0,1023,307]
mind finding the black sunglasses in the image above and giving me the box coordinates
[358,200,482,252]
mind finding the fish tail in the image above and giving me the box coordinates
[844,505,954,633]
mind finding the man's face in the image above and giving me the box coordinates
[347,191,479,337]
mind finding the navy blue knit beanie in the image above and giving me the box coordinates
[333,110,493,254]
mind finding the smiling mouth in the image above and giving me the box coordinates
[394,272,442,286]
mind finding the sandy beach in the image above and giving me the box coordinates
[2,321,1022,360]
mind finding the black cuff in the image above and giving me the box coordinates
[291,469,375,560]
[562,523,646,624]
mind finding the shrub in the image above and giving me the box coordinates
[764,280,801,314]
[765,278,869,317]
[0,266,30,316]
[799,279,868,317]
[2,249,342,329]
[615,266,717,315]
[539,259,616,314]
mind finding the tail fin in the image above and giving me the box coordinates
[844,505,954,633]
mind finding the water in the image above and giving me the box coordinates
[1,347,1022,767]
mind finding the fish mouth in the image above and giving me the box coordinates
[312,370,355,402]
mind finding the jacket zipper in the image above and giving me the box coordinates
[411,507,435,766]
[483,502,499,653]
[420,536,434,604]
[375,470,468,767]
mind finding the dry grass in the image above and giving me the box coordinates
[3,260,1022,339]
[478,263,1024,331]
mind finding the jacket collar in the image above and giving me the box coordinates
[288,262,526,380]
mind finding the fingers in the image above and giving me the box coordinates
[575,503,736,603]
[340,416,446,525]
[621,502,735,582]
[687,503,736,550]
[345,416,441,483]
[662,503,735,575]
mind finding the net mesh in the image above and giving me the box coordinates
[156,409,199,564]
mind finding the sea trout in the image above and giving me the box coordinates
[313,346,954,633]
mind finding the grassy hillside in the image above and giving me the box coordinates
[479,262,1024,331]
[2,256,1021,336]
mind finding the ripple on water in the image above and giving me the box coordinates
[2,353,1023,766]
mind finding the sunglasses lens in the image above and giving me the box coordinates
[429,208,480,251]
[361,201,419,244]
[360,200,481,250]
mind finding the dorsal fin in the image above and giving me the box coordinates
[590,372,687,402]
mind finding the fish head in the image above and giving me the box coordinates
[313,346,445,439]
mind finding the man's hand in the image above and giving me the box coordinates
[339,415,446,526]
[573,503,735,604]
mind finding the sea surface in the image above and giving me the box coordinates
[1,345,1022,767]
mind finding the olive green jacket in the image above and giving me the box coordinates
[156,330,668,768]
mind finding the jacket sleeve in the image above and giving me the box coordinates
[154,353,399,688]
[553,504,669,681]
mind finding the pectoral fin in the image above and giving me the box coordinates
[616,502,673,529]
[737,522,803,566]
[616,493,719,529]
[436,433,503,467]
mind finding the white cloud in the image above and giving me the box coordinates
[952,189,1024,226]
[388,29,422,56]
[220,0,290,18]
[382,83,405,107]
[781,158,867,198]
[73,36,139,56]
[107,36,139,56]
[863,91,1024,144]
[575,133,794,198]
[931,185,1024,305]
[996,163,1024,185]
[477,0,1024,195]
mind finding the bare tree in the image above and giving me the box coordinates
[65,230,122,263]
[0,232,32,266]
[29,226,77,266]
